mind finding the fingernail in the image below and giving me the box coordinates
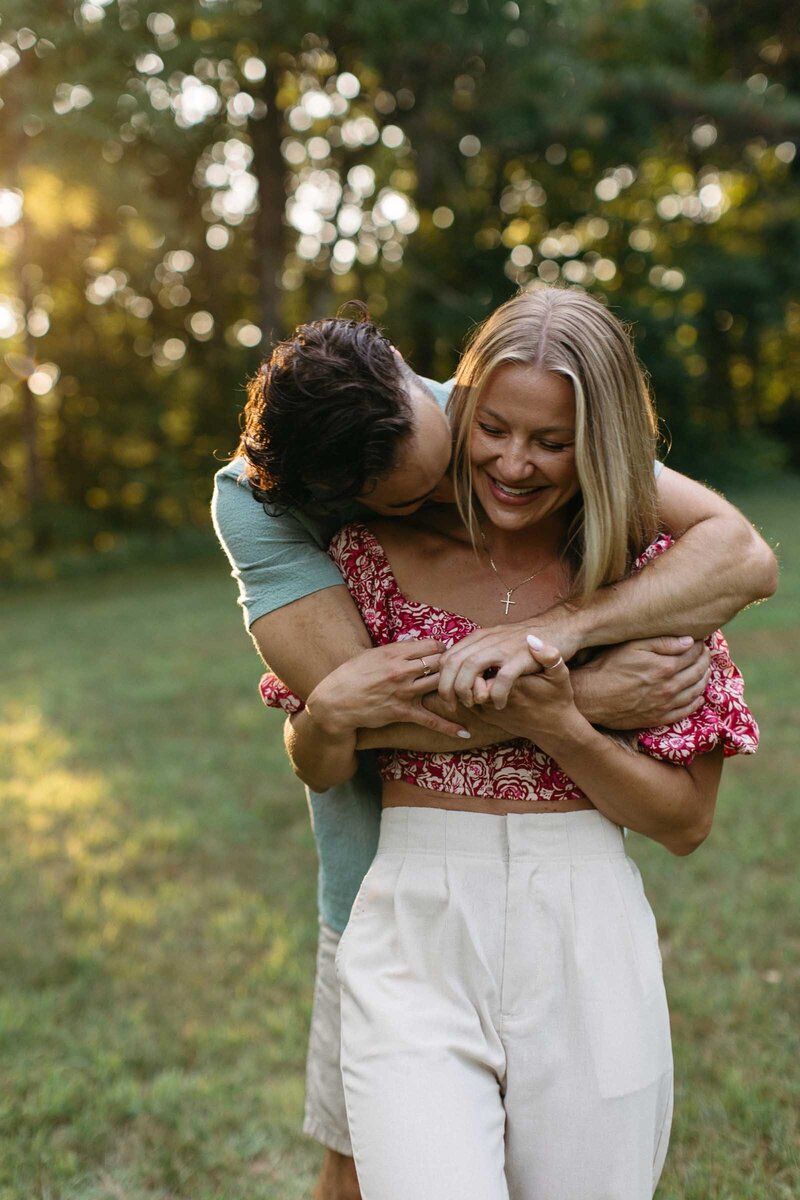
[679,636,693,647]
[527,634,543,650]
[457,729,471,739]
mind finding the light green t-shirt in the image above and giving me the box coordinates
[211,378,451,932]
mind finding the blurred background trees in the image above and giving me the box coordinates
[1,0,798,575]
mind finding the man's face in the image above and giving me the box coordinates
[358,381,453,516]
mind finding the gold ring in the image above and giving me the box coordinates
[419,657,434,677]
[544,656,565,672]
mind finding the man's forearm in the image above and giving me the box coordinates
[553,515,776,655]
[357,667,651,750]
[357,722,502,752]
[357,696,505,752]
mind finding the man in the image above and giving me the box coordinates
[212,311,776,1200]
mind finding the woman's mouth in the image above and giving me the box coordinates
[486,475,547,506]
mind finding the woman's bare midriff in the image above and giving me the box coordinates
[382,778,597,816]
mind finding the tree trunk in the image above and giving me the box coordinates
[251,66,289,350]
[11,44,48,552]
[19,266,44,541]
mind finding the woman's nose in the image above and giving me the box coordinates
[497,442,533,480]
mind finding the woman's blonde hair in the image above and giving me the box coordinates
[448,286,659,601]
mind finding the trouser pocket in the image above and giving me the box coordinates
[571,856,673,1098]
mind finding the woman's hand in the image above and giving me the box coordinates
[306,639,471,740]
[475,636,584,743]
[438,619,582,711]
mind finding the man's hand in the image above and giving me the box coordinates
[438,619,581,712]
[571,636,711,729]
[306,639,471,740]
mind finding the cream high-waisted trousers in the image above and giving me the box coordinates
[336,807,674,1200]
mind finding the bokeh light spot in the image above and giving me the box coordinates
[336,73,360,99]
[243,57,267,82]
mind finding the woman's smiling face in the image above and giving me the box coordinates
[470,363,579,532]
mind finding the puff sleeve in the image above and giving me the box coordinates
[630,536,759,764]
[259,673,304,714]
[636,628,759,763]
[326,523,398,645]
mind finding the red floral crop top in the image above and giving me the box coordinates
[260,524,759,803]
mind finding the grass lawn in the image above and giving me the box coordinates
[0,483,797,1199]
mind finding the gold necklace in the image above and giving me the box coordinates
[478,526,551,615]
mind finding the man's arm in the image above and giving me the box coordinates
[255,586,713,748]
[573,466,778,647]
[356,693,506,752]
[250,585,367,690]
[438,467,778,710]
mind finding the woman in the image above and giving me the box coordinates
[262,287,758,1199]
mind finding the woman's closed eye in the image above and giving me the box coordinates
[478,424,572,453]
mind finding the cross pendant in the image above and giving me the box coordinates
[502,591,515,615]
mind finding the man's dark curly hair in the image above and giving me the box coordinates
[237,309,415,512]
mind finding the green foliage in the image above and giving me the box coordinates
[0,1,799,571]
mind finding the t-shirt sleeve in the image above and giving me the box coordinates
[211,462,345,628]
[636,629,759,764]
[420,376,453,411]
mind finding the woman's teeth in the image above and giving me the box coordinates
[491,478,540,497]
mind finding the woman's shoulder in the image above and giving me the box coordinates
[329,510,470,610]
